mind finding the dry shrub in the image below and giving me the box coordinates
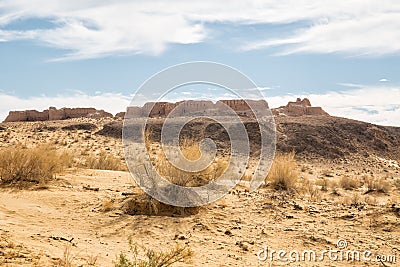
[302,179,321,201]
[137,136,226,214]
[114,237,193,267]
[122,194,199,216]
[315,178,329,192]
[266,152,298,191]
[351,192,361,205]
[0,144,72,185]
[58,244,98,267]
[59,244,74,267]
[342,192,362,206]
[85,150,127,171]
[328,181,340,196]
[179,138,201,161]
[146,139,229,187]
[365,176,391,193]
[339,175,360,190]
[59,150,75,168]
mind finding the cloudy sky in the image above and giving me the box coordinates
[0,0,399,126]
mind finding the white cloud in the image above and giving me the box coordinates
[379,78,389,82]
[247,87,271,92]
[0,1,399,59]
[1,86,400,127]
[268,86,400,126]
[246,12,400,56]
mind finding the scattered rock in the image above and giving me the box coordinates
[391,204,400,217]
[83,185,99,191]
[293,203,303,210]
[174,234,187,240]
[224,229,233,236]
[236,241,249,251]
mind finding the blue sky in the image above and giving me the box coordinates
[0,1,399,126]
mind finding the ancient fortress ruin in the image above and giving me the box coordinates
[125,99,269,118]
[125,98,328,118]
[272,98,329,117]
[4,107,113,122]
[3,98,328,122]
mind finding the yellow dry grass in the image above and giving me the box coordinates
[0,144,73,185]
[145,135,229,187]
[266,151,299,191]
[85,150,127,171]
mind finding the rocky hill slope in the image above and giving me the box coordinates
[96,115,400,161]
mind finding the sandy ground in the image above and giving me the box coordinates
[0,119,399,266]
[0,167,399,266]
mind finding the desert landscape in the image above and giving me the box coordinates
[0,98,399,267]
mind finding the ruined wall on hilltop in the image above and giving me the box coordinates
[63,107,112,119]
[272,98,329,117]
[124,99,269,118]
[171,100,214,116]
[306,106,329,116]
[4,111,28,122]
[4,107,113,122]
[5,110,49,122]
[48,107,65,120]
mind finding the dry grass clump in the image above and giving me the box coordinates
[342,192,363,206]
[0,144,72,185]
[85,151,127,171]
[122,194,199,216]
[315,178,329,192]
[58,244,98,267]
[162,156,229,187]
[339,175,360,190]
[266,152,298,191]
[330,181,341,196]
[114,237,193,267]
[146,138,229,187]
[179,138,201,161]
[302,179,321,201]
[364,176,391,194]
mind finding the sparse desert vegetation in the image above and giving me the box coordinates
[364,175,391,193]
[266,151,298,191]
[84,150,127,171]
[145,135,229,187]
[114,238,192,267]
[0,116,399,266]
[339,175,360,190]
[0,144,73,185]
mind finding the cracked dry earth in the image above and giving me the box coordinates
[0,166,399,267]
